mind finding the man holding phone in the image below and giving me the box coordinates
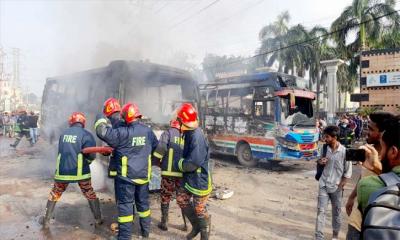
[315,126,352,240]
[357,116,400,212]
[345,112,394,240]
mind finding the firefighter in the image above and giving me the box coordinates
[103,98,123,178]
[175,103,212,240]
[153,118,184,231]
[95,103,158,239]
[338,119,354,147]
[40,112,102,228]
[10,110,33,148]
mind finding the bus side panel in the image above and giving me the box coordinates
[210,135,276,160]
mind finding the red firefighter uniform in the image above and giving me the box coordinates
[153,119,184,231]
[174,103,212,240]
[95,103,158,240]
[40,112,102,228]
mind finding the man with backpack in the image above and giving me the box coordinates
[345,112,394,240]
[358,115,400,239]
[315,125,352,240]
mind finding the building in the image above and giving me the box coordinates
[0,79,24,112]
[359,48,400,113]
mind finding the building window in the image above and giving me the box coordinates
[361,60,370,68]
[360,77,367,85]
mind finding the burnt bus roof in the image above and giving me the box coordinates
[199,71,307,91]
[46,60,195,84]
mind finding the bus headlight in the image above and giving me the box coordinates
[277,137,299,150]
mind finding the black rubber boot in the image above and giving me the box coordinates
[182,206,200,240]
[10,138,20,148]
[141,230,149,238]
[199,216,211,240]
[39,200,56,228]
[88,198,103,226]
[158,203,169,231]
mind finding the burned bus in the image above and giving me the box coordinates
[41,60,199,189]
[200,71,319,167]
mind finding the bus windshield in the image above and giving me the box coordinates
[280,96,315,127]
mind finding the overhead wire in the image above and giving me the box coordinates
[197,0,265,34]
[202,9,400,70]
[169,0,222,30]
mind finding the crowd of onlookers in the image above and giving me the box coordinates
[315,112,400,240]
[316,114,367,145]
[0,110,39,147]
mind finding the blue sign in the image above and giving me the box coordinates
[380,75,387,84]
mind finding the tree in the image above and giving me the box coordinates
[258,12,313,77]
[307,27,337,113]
[257,11,290,72]
[331,0,400,52]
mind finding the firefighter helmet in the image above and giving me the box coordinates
[68,112,86,127]
[103,98,121,117]
[176,103,198,130]
[121,102,142,124]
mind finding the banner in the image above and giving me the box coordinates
[366,72,400,87]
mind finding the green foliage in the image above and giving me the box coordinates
[357,106,379,116]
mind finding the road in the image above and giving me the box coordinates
[0,136,358,240]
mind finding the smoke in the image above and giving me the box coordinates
[47,1,199,77]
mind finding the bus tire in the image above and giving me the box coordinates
[237,143,257,167]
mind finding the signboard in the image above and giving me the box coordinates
[366,72,400,87]
[350,93,369,102]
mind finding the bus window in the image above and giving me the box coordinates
[227,94,252,116]
[254,100,274,120]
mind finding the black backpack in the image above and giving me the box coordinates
[361,172,400,239]
[315,144,328,181]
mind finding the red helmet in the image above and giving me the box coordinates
[121,102,142,124]
[68,112,86,127]
[103,98,121,117]
[176,103,198,130]
[170,119,180,129]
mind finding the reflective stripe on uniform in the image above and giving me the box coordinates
[167,148,173,172]
[160,148,183,177]
[132,155,152,185]
[77,153,83,176]
[138,209,151,218]
[121,156,128,177]
[178,158,184,172]
[161,171,183,177]
[118,215,134,223]
[55,153,91,181]
[184,174,213,196]
[109,171,117,176]
[147,155,152,180]
[153,152,163,159]
[94,118,107,130]
[196,168,201,173]
[55,153,61,176]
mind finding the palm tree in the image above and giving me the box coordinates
[258,12,312,77]
[258,11,290,72]
[331,0,400,52]
[306,26,337,113]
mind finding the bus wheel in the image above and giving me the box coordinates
[237,143,257,167]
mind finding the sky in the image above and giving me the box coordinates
[0,0,353,96]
